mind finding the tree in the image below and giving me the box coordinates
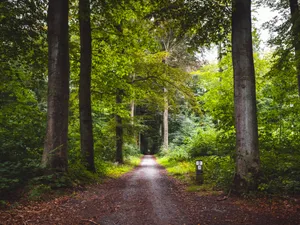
[79,0,95,172]
[263,0,300,96]
[232,0,260,192]
[42,0,70,172]
[289,0,300,95]
[115,89,124,163]
[163,88,169,150]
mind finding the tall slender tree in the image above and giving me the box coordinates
[163,88,169,150]
[42,0,70,172]
[115,89,124,163]
[232,0,260,192]
[79,0,95,172]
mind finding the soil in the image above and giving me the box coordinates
[1,155,300,225]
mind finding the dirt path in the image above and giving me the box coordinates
[99,155,190,225]
[1,155,300,225]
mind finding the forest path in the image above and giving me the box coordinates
[98,155,189,225]
[1,155,300,225]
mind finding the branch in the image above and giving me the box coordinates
[130,75,158,83]
[80,219,100,225]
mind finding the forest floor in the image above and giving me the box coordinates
[1,155,300,225]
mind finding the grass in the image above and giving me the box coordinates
[104,155,142,178]
[157,156,195,183]
[157,155,232,194]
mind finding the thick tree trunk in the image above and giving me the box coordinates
[163,90,168,151]
[79,0,95,172]
[116,89,123,163]
[42,0,70,172]
[289,0,300,95]
[232,0,260,192]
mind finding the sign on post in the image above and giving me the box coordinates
[195,160,204,184]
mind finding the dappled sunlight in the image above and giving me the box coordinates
[140,155,156,167]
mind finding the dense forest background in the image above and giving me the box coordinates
[1,0,300,202]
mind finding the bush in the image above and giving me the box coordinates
[188,127,218,157]
[198,156,235,191]
[165,144,190,161]
[123,143,140,158]
[28,184,52,201]
[0,159,41,197]
[259,150,300,194]
[158,155,235,191]
[68,162,100,185]
[29,172,73,189]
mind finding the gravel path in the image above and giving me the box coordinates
[99,155,190,225]
[1,155,300,225]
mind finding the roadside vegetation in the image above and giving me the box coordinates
[157,52,300,196]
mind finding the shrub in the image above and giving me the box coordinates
[259,150,300,194]
[197,156,235,191]
[123,143,140,158]
[0,159,41,197]
[166,144,190,161]
[188,127,218,157]
[158,155,235,191]
[28,184,51,201]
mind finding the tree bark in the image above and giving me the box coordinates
[42,0,70,172]
[163,88,168,151]
[130,100,135,125]
[79,0,95,172]
[289,0,300,96]
[232,0,260,192]
[116,89,123,163]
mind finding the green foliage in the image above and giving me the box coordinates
[150,0,231,49]
[188,127,218,157]
[0,159,42,197]
[123,144,141,157]
[158,155,234,191]
[198,156,234,191]
[259,151,300,194]
[0,200,7,209]
[0,1,47,198]
[68,162,101,185]
[157,156,194,183]
[28,184,52,201]
[163,47,300,195]
[162,145,190,161]
[104,156,141,178]
[29,173,73,190]
[2,0,300,200]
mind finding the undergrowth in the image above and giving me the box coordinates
[157,155,234,193]
[0,155,142,205]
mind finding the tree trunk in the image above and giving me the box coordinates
[130,100,135,123]
[163,89,168,151]
[42,0,70,172]
[116,89,123,163]
[79,0,95,172]
[140,133,148,154]
[289,0,300,96]
[232,0,260,192]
